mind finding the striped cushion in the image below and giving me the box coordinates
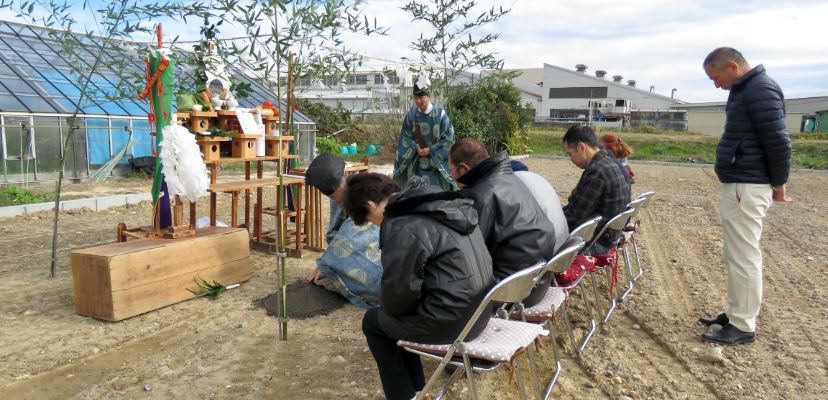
[398,318,544,363]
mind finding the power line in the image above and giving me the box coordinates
[126,32,445,70]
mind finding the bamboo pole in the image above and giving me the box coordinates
[279,53,293,341]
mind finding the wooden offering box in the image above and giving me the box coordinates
[70,227,250,322]
[230,134,260,159]
[175,111,216,133]
[216,110,241,132]
[265,135,294,158]
[196,136,229,162]
[263,116,281,135]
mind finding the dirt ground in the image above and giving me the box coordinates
[1,158,827,400]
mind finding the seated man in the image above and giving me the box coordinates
[303,153,382,308]
[510,160,569,253]
[562,126,632,253]
[343,173,493,400]
[449,138,557,306]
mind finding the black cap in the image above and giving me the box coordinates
[305,153,346,196]
[413,83,431,97]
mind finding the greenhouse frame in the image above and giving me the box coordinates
[0,20,317,184]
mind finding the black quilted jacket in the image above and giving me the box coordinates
[715,64,791,186]
[456,151,557,307]
[377,177,493,344]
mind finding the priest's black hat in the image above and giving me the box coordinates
[413,83,431,97]
[305,153,346,196]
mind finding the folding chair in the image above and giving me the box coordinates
[619,197,648,300]
[564,216,602,351]
[509,237,585,400]
[584,208,636,324]
[398,261,549,400]
[629,191,656,282]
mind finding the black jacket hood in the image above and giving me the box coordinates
[384,176,478,235]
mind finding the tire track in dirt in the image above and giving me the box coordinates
[610,311,719,399]
[635,207,696,320]
[758,219,828,382]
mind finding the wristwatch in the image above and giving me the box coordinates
[772,185,783,191]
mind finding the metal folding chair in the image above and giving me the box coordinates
[628,191,656,282]
[584,208,636,324]
[398,261,549,400]
[564,216,602,351]
[509,237,585,399]
[618,197,648,300]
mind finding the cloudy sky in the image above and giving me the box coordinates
[5,0,827,103]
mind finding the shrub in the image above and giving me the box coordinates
[451,78,534,155]
[316,136,343,154]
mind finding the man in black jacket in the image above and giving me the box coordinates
[562,125,631,253]
[343,173,493,400]
[449,138,556,307]
[699,48,792,346]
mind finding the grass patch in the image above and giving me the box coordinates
[0,185,55,207]
[529,130,828,169]
[791,132,828,140]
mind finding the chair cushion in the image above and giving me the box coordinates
[398,318,544,363]
[509,287,567,322]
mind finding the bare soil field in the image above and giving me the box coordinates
[1,158,827,400]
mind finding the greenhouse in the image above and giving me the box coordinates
[0,20,316,184]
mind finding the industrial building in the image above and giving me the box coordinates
[672,96,828,134]
[540,63,686,129]
[0,20,316,184]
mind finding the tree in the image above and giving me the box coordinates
[401,0,512,109]
[450,75,533,155]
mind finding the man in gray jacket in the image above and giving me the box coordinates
[698,47,792,345]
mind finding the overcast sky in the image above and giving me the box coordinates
[4,0,826,103]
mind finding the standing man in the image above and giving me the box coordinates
[393,71,455,191]
[699,47,792,345]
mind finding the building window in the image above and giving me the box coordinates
[279,77,287,85]
[548,87,608,99]
[299,78,311,86]
[347,74,368,85]
[387,76,400,85]
[374,74,384,84]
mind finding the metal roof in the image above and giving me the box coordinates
[543,63,687,104]
[0,20,314,123]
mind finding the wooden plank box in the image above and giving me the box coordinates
[264,135,294,158]
[70,227,251,322]
[231,134,259,159]
[196,136,228,162]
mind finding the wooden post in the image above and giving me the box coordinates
[231,191,239,228]
[173,195,184,227]
[189,201,196,228]
[256,161,263,241]
[209,164,218,227]
[295,182,303,254]
[245,161,251,229]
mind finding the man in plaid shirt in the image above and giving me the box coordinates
[562,125,631,253]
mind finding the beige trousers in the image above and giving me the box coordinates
[720,183,773,332]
